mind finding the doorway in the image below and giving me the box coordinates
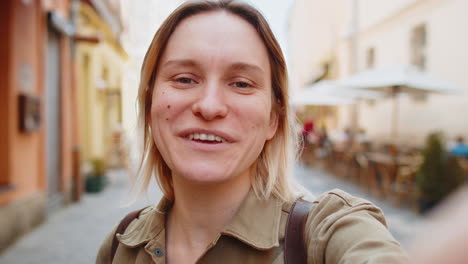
[45,25,63,213]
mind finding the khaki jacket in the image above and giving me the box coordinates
[96,189,408,263]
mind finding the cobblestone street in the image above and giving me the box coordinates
[0,165,424,263]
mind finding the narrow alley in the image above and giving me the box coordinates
[0,165,423,264]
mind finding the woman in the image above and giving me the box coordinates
[97,1,407,263]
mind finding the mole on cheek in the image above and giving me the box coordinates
[166,118,169,121]
[167,105,171,109]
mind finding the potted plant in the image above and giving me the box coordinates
[85,158,108,193]
[415,132,464,213]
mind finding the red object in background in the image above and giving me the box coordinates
[302,120,314,138]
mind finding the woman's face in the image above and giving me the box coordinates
[150,11,278,184]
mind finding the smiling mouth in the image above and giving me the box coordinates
[186,133,225,143]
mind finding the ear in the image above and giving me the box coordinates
[266,110,279,140]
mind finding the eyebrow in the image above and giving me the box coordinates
[161,59,199,69]
[228,62,265,75]
[161,59,265,75]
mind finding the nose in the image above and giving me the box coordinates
[192,81,228,121]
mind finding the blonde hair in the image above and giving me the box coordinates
[134,0,299,202]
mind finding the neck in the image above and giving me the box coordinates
[166,171,252,259]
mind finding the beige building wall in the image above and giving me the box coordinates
[290,0,468,145]
[289,0,345,92]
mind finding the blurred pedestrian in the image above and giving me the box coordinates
[302,120,314,136]
[332,127,354,151]
[302,119,316,144]
[356,128,369,145]
[450,136,468,157]
[96,1,407,263]
[317,126,333,158]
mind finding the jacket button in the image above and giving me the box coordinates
[153,248,164,257]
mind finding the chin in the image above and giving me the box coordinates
[173,164,238,185]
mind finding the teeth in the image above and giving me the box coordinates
[187,133,225,142]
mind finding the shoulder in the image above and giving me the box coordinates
[95,207,155,264]
[309,189,384,221]
[303,189,407,263]
[119,206,156,233]
[305,188,388,236]
[96,225,118,264]
[288,189,383,225]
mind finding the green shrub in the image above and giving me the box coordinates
[416,132,464,203]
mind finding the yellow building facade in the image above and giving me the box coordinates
[75,1,128,168]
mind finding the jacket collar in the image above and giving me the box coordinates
[222,189,283,249]
[117,198,171,247]
[118,189,284,250]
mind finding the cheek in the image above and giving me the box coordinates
[238,99,273,132]
[150,91,173,153]
[151,88,173,121]
[162,104,172,121]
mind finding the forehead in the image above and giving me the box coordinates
[160,11,270,73]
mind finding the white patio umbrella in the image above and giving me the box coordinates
[337,65,460,93]
[291,80,382,106]
[338,65,461,141]
[292,81,356,129]
[292,93,354,106]
[321,80,384,100]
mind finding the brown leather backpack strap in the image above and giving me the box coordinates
[284,198,315,264]
[110,207,147,264]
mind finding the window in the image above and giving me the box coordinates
[366,47,375,69]
[410,24,427,70]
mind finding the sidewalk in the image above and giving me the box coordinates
[0,170,163,264]
[0,164,424,263]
